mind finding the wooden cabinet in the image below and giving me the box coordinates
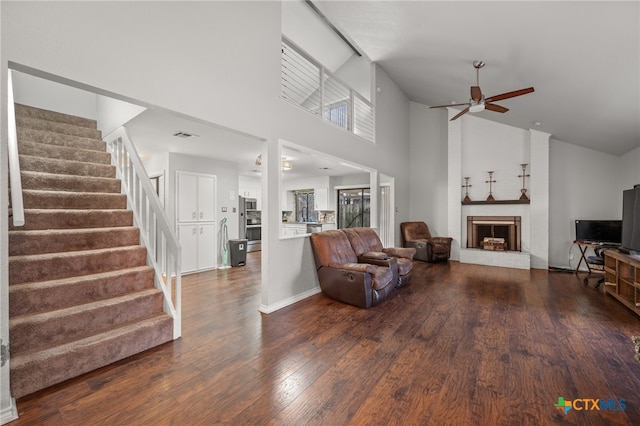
[177,172,217,273]
[603,250,640,316]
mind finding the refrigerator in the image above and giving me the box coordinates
[239,196,261,252]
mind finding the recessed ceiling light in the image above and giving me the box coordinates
[534,121,543,126]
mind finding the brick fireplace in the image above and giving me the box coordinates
[467,216,521,251]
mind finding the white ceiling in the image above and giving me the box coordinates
[125,108,365,180]
[314,0,640,156]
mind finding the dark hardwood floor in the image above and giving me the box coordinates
[11,252,640,425]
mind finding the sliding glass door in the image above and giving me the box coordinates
[338,188,370,229]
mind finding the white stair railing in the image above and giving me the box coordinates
[7,69,25,227]
[280,36,375,143]
[106,127,182,339]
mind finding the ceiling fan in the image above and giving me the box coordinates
[430,61,534,121]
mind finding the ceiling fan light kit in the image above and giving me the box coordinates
[430,60,534,121]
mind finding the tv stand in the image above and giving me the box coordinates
[603,249,640,317]
[574,241,605,273]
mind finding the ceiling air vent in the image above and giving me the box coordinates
[173,131,198,138]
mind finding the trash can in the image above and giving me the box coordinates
[229,239,248,267]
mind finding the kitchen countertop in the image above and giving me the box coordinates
[283,222,335,224]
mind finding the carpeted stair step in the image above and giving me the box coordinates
[19,154,115,178]
[9,245,147,285]
[18,139,111,164]
[9,266,154,317]
[10,314,173,399]
[20,171,122,193]
[9,209,133,231]
[10,288,164,354]
[10,209,133,231]
[17,128,105,152]
[21,189,127,210]
[8,103,176,400]
[15,103,98,129]
[9,227,140,256]
[16,116,102,140]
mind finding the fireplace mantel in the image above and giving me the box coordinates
[462,199,530,205]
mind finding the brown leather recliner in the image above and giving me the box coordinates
[342,227,416,288]
[309,229,395,308]
[400,221,452,262]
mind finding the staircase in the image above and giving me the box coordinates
[8,104,174,399]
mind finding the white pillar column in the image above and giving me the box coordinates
[447,109,463,260]
[529,129,551,269]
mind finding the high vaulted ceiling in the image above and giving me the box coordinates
[314,1,639,156]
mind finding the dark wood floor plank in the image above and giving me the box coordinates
[11,252,640,425]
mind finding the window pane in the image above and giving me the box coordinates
[338,188,370,229]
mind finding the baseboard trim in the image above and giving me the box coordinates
[259,286,321,314]
[0,397,18,425]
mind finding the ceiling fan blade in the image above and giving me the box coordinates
[430,102,470,109]
[485,87,534,103]
[485,103,509,113]
[450,107,470,121]
[471,86,482,103]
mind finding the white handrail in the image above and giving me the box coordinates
[7,69,24,227]
[106,127,182,339]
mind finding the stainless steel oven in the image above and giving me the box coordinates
[246,226,261,252]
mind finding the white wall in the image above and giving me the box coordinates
[334,55,372,102]
[549,139,622,269]
[12,70,97,119]
[97,96,146,136]
[619,146,640,190]
[372,66,411,246]
[409,103,449,238]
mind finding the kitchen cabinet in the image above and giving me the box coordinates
[314,187,328,211]
[178,173,215,222]
[178,223,216,273]
[282,190,295,212]
[177,171,217,273]
[282,223,308,237]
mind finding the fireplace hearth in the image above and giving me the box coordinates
[467,216,521,251]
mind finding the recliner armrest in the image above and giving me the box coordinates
[360,251,390,260]
[429,237,453,244]
[328,262,377,275]
[382,247,416,260]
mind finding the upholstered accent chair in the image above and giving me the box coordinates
[342,227,416,288]
[309,230,396,308]
[400,221,452,262]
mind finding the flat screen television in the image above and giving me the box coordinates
[575,220,622,244]
[621,186,640,253]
